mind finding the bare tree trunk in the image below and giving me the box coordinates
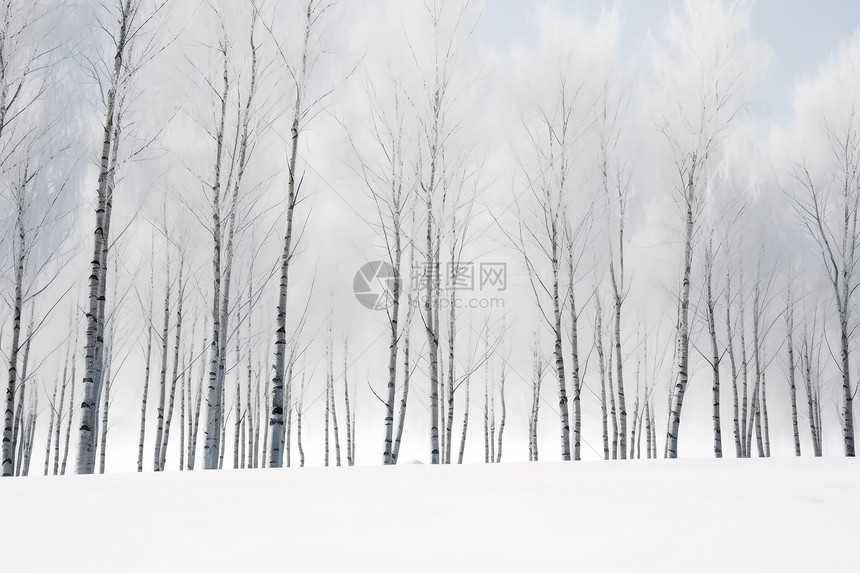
[749,280,764,458]
[343,341,353,466]
[188,330,207,470]
[61,352,76,475]
[529,334,543,462]
[595,297,609,460]
[457,372,469,465]
[610,255,626,460]
[218,380,227,469]
[725,265,742,458]
[786,285,801,456]
[20,389,36,476]
[53,350,70,475]
[261,375,269,468]
[551,233,570,461]
[180,344,188,471]
[3,174,26,477]
[445,272,456,464]
[392,311,410,465]
[802,330,820,456]
[630,358,640,460]
[489,362,496,463]
[233,323,242,470]
[14,311,34,476]
[78,0,136,475]
[608,344,618,459]
[153,252,171,472]
[483,366,489,464]
[137,272,154,472]
[284,349,293,468]
[297,372,306,467]
[704,239,722,457]
[495,366,506,463]
[567,246,582,461]
[761,360,771,457]
[330,360,341,466]
[667,165,696,459]
[739,282,750,457]
[43,376,58,476]
[269,1,312,469]
[203,39,230,471]
[160,258,185,471]
[325,342,331,467]
[98,346,113,474]
[645,398,653,459]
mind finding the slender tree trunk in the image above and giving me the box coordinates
[343,342,353,466]
[445,281,456,464]
[53,352,69,475]
[725,266,742,458]
[269,1,312,469]
[495,366,506,463]
[608,347,618,459]
[284,351,293,468]
[188,331,207,470]
[786,290,801,456]
[457,372,469,464]
[297,372,306,467]
[330,366,341,467]
[153,256,171,472]
[77,2,132,475]
[704,241,722,457]
[261,375,269,468]
[3,183,26,477]
[382,248,401,465]
[99,349,112,474]
[595,299,609,460]
[61,354,76,475]
[530,338,543,462]
[483,370,489,464]
[489,366,496,463]
[233,346,242,470]
[137,284,154,472]
[160,260,185,471]
[568,248,582,461]
[667,168,696,459]
[761,362,771,457]
[14,312,33,475]
[739,285,750,457]
[550,233,570,461]
[802,334,820,456]
[43,376,59,476]
[392,311,410,465]
[203,42,230,471]
[610,260,626,460]
[645,399,653,459]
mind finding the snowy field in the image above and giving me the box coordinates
[1,458,857,572]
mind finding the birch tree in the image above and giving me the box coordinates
[77,0,167,474]
[654,0,762,458]
[267,0,333,468]
[791,114,860,457]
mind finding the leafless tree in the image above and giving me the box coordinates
[790,113,860,457]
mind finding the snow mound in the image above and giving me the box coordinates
[1,457,857,572]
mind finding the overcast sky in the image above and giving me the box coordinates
[479,0,860,119]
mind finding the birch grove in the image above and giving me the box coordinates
[2,0,860,478]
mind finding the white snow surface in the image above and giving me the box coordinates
[1,457,857,572]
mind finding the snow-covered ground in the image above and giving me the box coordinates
[1,457,857,572]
